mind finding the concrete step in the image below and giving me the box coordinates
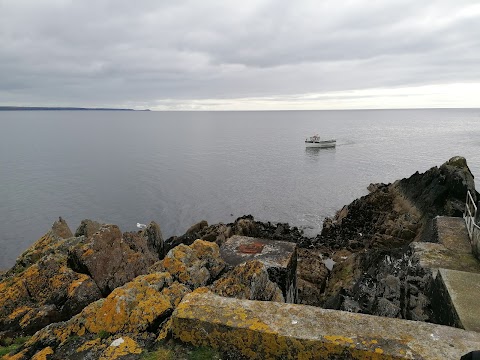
[432,268,480,332]
[435,216,472,254]
[413,216,480,275]
[172,290,480,359]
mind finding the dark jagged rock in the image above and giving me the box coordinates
[164,215,306,254]
[74,219,102,238]
[296,248,329,306]
[323,246,435,321]
[316,156,477,320]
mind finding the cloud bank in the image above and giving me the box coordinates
[1,0,479,109]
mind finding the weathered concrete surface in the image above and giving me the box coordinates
[220,235,297,303]
[412,242,480,276]
[434,216,472,254]
[412,217,480,276]
[433,268,480,332]
[172,290,480,359]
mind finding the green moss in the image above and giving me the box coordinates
[141,341,221,360]
[188,347,220,360]
[0,344,20,356]
[97,330,111,340]
[141,348,174,360]
[13,336,30,345]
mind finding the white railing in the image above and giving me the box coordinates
[464,190,480,258]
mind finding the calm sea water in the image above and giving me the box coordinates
[1,109,479,269]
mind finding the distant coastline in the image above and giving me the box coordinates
[0,106,150,111]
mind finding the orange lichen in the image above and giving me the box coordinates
[76,339,102,353]
[7,306,32,321]
[81,272,173,334]
[67,274,91,297]
[98,337,142,360]
[31,347,54,360]
[2,349,30,360]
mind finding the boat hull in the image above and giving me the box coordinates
[305,140,336,148]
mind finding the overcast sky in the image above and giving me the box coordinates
[1,0,480,110]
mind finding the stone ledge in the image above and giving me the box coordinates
[172,290,480,359]
[433,268,480,332]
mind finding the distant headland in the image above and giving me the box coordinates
[0,106,150,111]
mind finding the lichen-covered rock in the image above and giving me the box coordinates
[5,218,75,277]
[98,336,142,360]
[210,260,284,302]
[151,240,225,289]
[0,253,102,336]
[68,224,162,295]
[11,272,191,359]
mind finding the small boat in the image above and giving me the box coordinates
[137,223,147,229]
[305,134,336,148]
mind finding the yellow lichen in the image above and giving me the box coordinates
[2,349,29,360]
[98,337,142,360]
[323,335,354,346]
[157,318,172,341]
[76,339,102,353]
[67,274,91,297]
[7,306,32,321]
[31,347,54,360]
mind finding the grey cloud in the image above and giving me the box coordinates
[0,0,479,107]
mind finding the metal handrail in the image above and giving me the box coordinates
[464,190,480,257]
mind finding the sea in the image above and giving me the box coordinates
[1,109,479,269]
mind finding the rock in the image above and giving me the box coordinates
[12,272,190,359]
[151,240,226,289]
[52,217,73,239]
[0,253,102,336]
[211,260,284,302]
[68,224,161,296]
[322,246,435,321]
[74,219,102,237]
[122,222,165,261]
[6,219,76,277]
[164,215,306,253]
[296,249,329,305]
[220,235,298,303]
[186,220,208,235]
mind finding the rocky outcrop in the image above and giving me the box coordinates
[314,156,478,318]
[4,217,75,278]
[296,248,329,306]
[150,240,226,289]
[164,215,305,253]
[0,220,103,338]
[211,260,284,302]
[74,219,102,238]
[0,219,166,341]
[3,240,251,359]
[68,222,164,296]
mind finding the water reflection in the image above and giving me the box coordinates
[305,146,336,160]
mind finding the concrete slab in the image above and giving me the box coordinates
[434,216,472,253]
[220,235,297,303]
[172,290,480,360]
[436,268,480,332]
[412,242,480,276]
